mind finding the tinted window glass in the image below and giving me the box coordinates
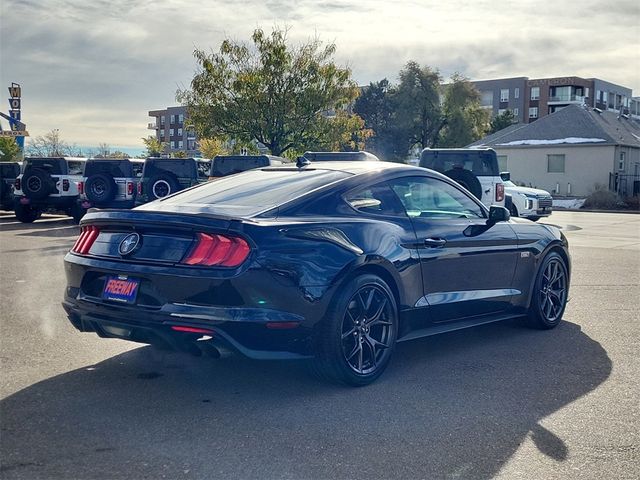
[67,161,85,175]
[197,161,211,179]
[421,151,499,176]
[144,159,196,178]
[390,176,484,219]
[211,156,271,177]
[25,158,69,175]
[85,160,132,177]
[146,168,351,216]
[0,163,20,177]
[344,183,405,216]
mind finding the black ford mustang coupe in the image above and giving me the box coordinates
[63,161,570,386]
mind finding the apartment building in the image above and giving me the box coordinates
[471,76,637,123]
[148,106,200,156]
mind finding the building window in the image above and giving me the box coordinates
[514,87,519,99]
[480,91,493,107]
[513,107,519,116]
[497,155,508,172]
[500,89,509,102]
[178,140,183,149]
[619,151,626,171]
[547,154,565,173]
[178,114,184,123]
[498,109,507,115]
[178,128,183,136]
[160,116,165,126]
[529,107,538,119]
[530,87,540,100]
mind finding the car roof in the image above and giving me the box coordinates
[263,160,425,176]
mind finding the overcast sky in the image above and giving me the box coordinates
[1,0,638,150]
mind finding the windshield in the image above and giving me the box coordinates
[139,168,351,217]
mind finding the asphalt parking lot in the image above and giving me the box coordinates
[1,210,638,479]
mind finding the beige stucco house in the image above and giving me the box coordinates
[468,105,640,197]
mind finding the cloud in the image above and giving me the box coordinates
[1,0,638,148]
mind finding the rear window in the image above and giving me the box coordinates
[85,160,133,178]
[143,159,196,178]
[24,158,67,175]
[0,163,20,178]
[143,168,351,216]
[420,150,499,176]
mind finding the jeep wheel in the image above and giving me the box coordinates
[14,203,41,223]
[444,168,483,200]
[85,174,117,203]
[23,168,54,200]
[70,203,85,224]
[149,174,179,199]
[509,203,519,218]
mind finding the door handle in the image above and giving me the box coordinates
[424,237,447,248]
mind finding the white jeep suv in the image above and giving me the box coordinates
[419,148,506,208]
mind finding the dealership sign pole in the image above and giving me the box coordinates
[0,83,29,153]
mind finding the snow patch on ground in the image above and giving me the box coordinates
[553,198,586,209]
[497,138,607,146]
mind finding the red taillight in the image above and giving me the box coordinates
[496,183,505,202]
[78,181,84,194]
[63,179,70,191]
[14,178,21,190]
[182,233,250,267]
[72,225,100,254]
[171,326,214,334]
[127,182,134,195]
[137,182,142,195]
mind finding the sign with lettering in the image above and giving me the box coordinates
[0,130,30,137]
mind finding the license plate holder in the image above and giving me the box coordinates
[102,275,140,304]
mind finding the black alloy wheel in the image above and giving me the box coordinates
[312,274,398,386]
[23,169,53,200]
[527,252,568,329]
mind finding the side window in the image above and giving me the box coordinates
[344,183,405,216]
[389,176,485,219]
[67,161,85,176]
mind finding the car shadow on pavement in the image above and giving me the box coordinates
[0,217,77,234]
[0,320,611,479]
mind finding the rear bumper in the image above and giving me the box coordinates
[79,199,136,210]
[15,195,77,209]
[62,295,313,360]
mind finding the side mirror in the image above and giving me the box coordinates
[488,205,510,224]
[500,171,511,182]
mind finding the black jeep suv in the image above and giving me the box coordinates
[136,158,210,204]
[0,162,21,212]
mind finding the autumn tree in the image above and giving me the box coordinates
[199,137,229,158]
[438,74,490,147]
[0,137,21,161]
[142,136,166,157]
[489,109,517,133]
[177,27,362,156]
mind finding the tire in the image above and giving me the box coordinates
[311,274,398,386]
[149,174,180,199]
[14,203,41,223]
[23,168,54,200]
[526,252,569,329]
[85,174,117,203]
[509,203,519,218]
[444,168,483,200]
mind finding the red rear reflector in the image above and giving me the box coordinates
[183,233,250,267]
[265,322,300,330]
[137,182,142,195]
[78,181,84,194]
[171,326,214,334]
[127,182,134,195]
[72,225,100,254]
[496,183,505,202]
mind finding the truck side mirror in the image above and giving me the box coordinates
[500,171,511,182]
